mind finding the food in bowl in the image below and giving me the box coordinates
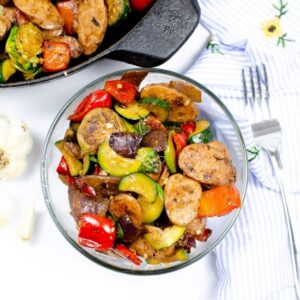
[0,0,154,82]
[54,70,241,266]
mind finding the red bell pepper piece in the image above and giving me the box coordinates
[105,80,138,105]
[181,122,196,136]
[115,244,141,265]
[199,185,241,217]
[194,228,212,242]
[78,214,116,251]
[15,9,29,25]
[56,156,70,176]
[130,0,154,11]
[93,164,101,175]
[172,132,188,156]
[57,0,77,35]
[42,41,71,73]
[68,90,112,121]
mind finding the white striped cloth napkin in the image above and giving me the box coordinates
[185,0,300,299]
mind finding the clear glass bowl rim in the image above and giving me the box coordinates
[40,67,248,275]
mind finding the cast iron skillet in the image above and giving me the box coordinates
[0,0,200,88]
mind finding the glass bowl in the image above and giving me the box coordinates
[41,68,248,274]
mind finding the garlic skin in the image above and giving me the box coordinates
[0,186,11,226]
[0,113,33,179]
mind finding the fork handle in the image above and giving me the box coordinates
[270,150,300,298]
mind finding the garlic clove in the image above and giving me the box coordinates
[0,186,12,227]
[17,197,36,240]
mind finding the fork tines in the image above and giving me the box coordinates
[242,64,271,120]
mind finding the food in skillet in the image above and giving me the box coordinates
[55,70,241,265]
[0,0,154,82]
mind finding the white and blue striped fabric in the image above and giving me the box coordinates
[185,0,300,299]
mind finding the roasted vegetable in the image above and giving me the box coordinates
[130,0,153,11]
[106,80,138,105]
[55,140,83,176]
[115,102,149,120]
[109,132,142,158]
[139,97,170,121]
[147,249,188,265]
[98,141,142,176]
[188,120,213,144]
[144,225,185,250]
[168,80,202,102]
[56,0,78,35]
[118,173,157,203]
[199,185,241,217]
[115,243,141,265]
[42,41,70,72]
[77,108,125,154]
[109,193,142,227]
[140,183,164,223]
[141,130,168,152]
[5,24,42,78]
[68,90,112,122]
[121,69,148,86]
[78,213,116,251]
[105,0,131,26]
[164,131,176,173]
[0,59,16,82]
[136,147,160,173]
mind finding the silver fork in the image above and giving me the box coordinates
[242,64,300,298]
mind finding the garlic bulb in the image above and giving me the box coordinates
[0,113,33,179]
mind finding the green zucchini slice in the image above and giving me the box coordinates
[188,120,213,144]
[118,173,157,203]
[105,0,131,26]
[164,131,176,173]
[115,102,150,120]
[139,97,170,122]
[98,141,141,177]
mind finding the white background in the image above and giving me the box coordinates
[0,25,218,300]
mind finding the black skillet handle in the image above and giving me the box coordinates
[107,0,200,67]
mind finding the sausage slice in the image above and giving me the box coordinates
[77,0,107,55]
[164,174,202,226]
[13,0,64,30]
[178,141,236,187]
[140,84,198,122]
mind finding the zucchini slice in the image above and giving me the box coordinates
[122,118,137,133]
[139,97,170,122]
[105,0,131,26]
[98,141,141,177]
[188,120,213,144]
[118,173,157,203]
[140,183,164,224]
[55,140,83,176]
[115,102,150,120]
[164,131,176,173]
[79,154,90,176]
[144,225,185,250]
[0,59,16,83]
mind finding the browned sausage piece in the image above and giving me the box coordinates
[141,130,168,152]
[186,217,207,236]
[140,84,198,122]
[164,174,202,226]
[13,0,64,30]
[109,132,142,158]
[77,0,107,55]
[178,141,236,187]
[68,185,109,222]
[130,236,175,259]
[109,193,142,227]
[50,35,83,58]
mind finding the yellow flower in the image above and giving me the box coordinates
[261,17,283,38]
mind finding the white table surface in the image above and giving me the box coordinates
[0,25,218,300]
